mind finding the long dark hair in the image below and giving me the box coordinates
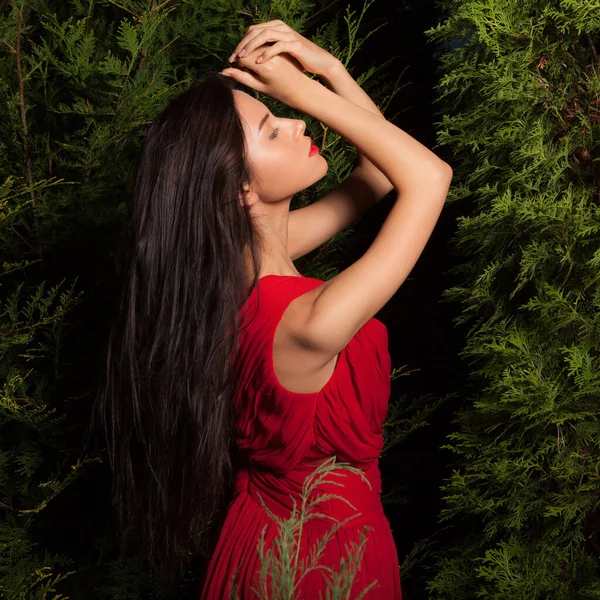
[89,72,265,579]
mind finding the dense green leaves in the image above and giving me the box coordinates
[425,1,600,597]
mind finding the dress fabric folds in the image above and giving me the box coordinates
[200,275,402,599]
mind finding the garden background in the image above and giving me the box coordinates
[1,0,599,598]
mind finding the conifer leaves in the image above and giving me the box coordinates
[38,14,96,80]
[426,0,600,596]
[547,1,600,35]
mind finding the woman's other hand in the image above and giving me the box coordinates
[220,49,314,110]
[227,19,341,77]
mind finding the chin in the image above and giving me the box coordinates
[316,158,328,177]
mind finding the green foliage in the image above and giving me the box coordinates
[232,457,379,600]
[424,0,600,597]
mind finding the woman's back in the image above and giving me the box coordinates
[200,274,401,599]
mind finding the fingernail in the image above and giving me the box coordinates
[239,48,246,57]
[256,56,263,63]
[228,53,236,62]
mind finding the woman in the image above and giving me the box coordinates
[93,19,452,599]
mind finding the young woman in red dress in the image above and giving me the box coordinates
[93,19,452,599]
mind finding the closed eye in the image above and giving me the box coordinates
[270,127,280,140]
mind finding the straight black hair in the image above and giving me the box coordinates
[88,72,266,579]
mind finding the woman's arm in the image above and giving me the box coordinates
[320,60,395,179]
[282,77,452,359]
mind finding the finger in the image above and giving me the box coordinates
[230,26,273,61]
[230,26,288,62]
[241,31,294,60]
[219,68,266,93]
[249,19,285,28]
[257,40,299,63]
[233,28,280,59]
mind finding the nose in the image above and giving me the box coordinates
[296,119,307,139]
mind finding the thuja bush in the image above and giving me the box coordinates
[423,0,600,598]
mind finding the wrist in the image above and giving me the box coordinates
[289,76,329,113]
[319,58,346,83]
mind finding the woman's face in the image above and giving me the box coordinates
[233,90,328,206]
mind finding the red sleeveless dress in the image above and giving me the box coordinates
[200,275,402,599]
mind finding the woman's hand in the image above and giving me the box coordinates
[227,19,341,77]
[220,49,315,111]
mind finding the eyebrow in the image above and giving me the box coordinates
[258,113,269,136]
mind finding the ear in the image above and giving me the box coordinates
[239,183,259,208]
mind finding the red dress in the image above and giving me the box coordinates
[200,275,402,599]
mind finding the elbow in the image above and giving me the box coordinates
[390,162,453,196]
[435,162,453,180]
[428,163,453,191]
